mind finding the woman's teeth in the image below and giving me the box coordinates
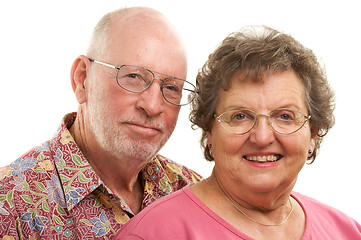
[245,155,281,162]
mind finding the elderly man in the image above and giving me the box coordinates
[0,7,201,239]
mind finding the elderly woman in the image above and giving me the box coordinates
[115,26,361,239]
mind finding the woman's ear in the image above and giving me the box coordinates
[70,55,91,104]
[309,126,318,152]
[206,131,212,146]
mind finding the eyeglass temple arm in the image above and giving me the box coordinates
[183,88,197,93]
[88,58,120,70]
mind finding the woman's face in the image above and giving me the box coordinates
[208,70,316,197]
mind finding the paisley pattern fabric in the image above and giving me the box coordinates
[0,113,202,239]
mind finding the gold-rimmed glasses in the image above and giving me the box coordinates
[215,108,311,135]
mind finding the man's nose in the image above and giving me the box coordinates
[136,80,164,117]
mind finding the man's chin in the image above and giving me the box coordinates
[105,138,162,162]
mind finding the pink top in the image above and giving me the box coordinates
[115,185,361,239]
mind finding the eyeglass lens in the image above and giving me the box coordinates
[116,65,195,106]
[218,108,308,135]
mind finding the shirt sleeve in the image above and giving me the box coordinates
[0,201,21,239]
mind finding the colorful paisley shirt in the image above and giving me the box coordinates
[0,113,202,239]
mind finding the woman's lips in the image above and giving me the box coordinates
[244,154,283,163]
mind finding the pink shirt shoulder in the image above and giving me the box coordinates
[115,186,361,239]
[293,192,361,239]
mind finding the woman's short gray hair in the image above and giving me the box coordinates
[190,25,335,163]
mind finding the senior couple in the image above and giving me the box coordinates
[0,6,360,240]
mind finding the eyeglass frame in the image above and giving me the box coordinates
[88,58,196,106]
[215,108,311,135]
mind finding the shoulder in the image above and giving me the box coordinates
[292,192,361,237]
[0,140,61,210]
[293,191,352,218]
[153,154,203,182]
[0,141,54,234]
[0,141,53,184]
[140,156,202,207]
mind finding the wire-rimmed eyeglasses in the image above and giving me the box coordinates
[88,58,196,106]
[215,108,311,135]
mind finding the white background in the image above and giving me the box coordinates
[0,0,360,222]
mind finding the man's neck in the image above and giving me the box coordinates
[69,112,147,214]
[89,156,145,214]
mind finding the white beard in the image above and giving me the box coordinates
[86,82,174,162]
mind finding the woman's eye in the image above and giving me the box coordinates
[280,114,291,120]
[232,113,246,120]
[274,110,295,121]
[231,111,254,121]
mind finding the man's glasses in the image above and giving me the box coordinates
[89,58,196,106]
[215,108,311,135]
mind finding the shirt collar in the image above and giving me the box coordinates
[51,112,103,211]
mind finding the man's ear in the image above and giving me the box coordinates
[71,55,91,104]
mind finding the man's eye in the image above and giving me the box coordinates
[164,84,179,92]
[127,73,140,79]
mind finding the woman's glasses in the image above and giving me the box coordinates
[215,108,311,135]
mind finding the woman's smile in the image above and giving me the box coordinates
[243,154,282,163]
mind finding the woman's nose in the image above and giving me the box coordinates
[249,116,276,146]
